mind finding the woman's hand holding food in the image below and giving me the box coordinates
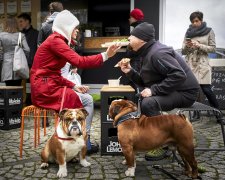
[106,44,121,58]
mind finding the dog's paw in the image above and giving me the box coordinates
[57,168,67,178]
[80,159,91,167]
[122,159,127,165]
[40,162,49,169]
[125,167,135,177]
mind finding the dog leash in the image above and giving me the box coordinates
[55,86,74,141]
[56,86,67,127]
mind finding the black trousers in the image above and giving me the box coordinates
[200,84,219,109]
[141,90,199,117]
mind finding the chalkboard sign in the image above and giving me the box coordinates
[201,67,225,110]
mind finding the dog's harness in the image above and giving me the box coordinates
[115,111,140,127]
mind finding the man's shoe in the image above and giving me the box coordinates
[217,119,225,125]
[145,147,171,161]
[87,135,99,155]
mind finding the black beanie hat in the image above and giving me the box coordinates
[130,22,155,42]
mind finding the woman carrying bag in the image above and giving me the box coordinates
[0,18,30,86]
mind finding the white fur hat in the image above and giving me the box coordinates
[52,10,80,45]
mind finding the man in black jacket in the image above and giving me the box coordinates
[17,13,38,68]
[122,8,145,90]
[119,22,200,116]
[37,1,63,46]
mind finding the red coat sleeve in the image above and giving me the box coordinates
[50,36,104,69]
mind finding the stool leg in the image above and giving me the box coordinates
[19,114,25,158]
[37,110,40,145]
[44,110,47,136]
[34,110,37,148]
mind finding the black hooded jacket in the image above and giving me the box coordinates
[127,41,200,95]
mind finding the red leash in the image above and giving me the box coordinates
[60,86,67,113]
[55,86,75,141]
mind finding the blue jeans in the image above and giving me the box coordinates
[76,92,94,135]
[200,84,219,109]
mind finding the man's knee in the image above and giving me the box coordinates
[141,98,160,116]
[86,94,93,104]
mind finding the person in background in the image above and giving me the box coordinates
[30,10,121,154]
[123,8,145,90]
[61,64,98,154]
[17,13,39,106]
[17,13,38,69]
[37,1,63,46]
[129,8,145,29]
[182,11,220,120]
[0,18,30,86]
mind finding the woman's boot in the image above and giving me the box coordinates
[87,135,99,155]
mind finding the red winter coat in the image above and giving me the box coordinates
[30,33,103,111]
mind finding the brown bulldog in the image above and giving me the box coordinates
[40,108,90,178]
[108,99,198,179]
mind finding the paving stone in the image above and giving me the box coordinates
[90,174,104,179]
[32,172,46,178]
[74,172,89,178]
[104,173,120,179]
[46,173,58,179]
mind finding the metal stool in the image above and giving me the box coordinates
[19,105,58,158]
[176,102,225,151]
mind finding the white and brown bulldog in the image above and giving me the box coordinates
[40,108,91,178]
[108,99,199,179]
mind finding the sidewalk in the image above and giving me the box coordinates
[0,108,225,180]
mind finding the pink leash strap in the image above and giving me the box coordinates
[60,86,67,112]
[56,86,67,126]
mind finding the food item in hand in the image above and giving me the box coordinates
[101,38,129,47]
[114,58,131,67]
[113,38,129,42]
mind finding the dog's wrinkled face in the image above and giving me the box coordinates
[109,99,137,125]
[59,108,88,138]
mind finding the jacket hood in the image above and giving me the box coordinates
[46,12,59,23]
[52,10,79,45]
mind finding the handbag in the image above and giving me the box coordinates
[13,32,29,79]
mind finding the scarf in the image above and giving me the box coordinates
[185,22,211,38]
[135,39,156,57]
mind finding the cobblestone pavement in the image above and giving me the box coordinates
[0,108,225,180]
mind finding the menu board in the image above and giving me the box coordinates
[201,67,225,109]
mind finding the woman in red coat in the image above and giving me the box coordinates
[30,10,121,111]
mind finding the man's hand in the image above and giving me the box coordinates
[115,58,132,73]
[73,85,89,94]
[120,62,132,73]
[141,88,152,97]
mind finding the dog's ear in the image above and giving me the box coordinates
[113,105,121,115]
[78,108,89,119]
[127,100,137,111]
[59,108,68,119]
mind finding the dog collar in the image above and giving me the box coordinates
[115,111,140,127]
[55,133,74,141]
